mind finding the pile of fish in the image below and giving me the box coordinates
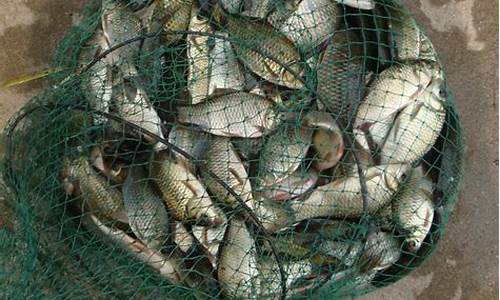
[60,0,448,298]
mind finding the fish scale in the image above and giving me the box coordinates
[290,164,409,221]
[150,152,224,226]
[215,5,304,89]
[201,137,255,210]
[217,218,260,299]
[277,0,341,53]
[177,91,280,138]
[72,158,124,221]
[388,5,438,62]
[79,29,113,126]
[122,165,170,250]
[317,30,365,130]
[257,125,313,187]
[393,166,434,252]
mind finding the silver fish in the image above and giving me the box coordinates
[393,166,434,252]
[101,0,143,65]
[316,29,365,130]
[261,168,318,202]
[257,125,313,187]
[259,258,314,298]
[277,0,341,53]
[218,218,260,299]
[177,92,281,138]
[82,213,183,283]
[122,165,169,250]
[201,137,256,210]
[79,28,113,126]
[213,4,304,89]
[254,195,292,233]
[290,164,410,221]
[231,137,265,161]
[112,63,166,151]
[388,4,438,62]
[192,223,227,267]
[172,222,196,253]
[359,231,401,272]
[220,0,243,14]
[377,87,446,164]
[167,124,210,171]
[209,32,246,93]
[187,8,213,104]
[150,151,225,226]
[241,0,274,18]
[354,61,445,163]
[70,157,125,221]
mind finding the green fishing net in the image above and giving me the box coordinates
[0,0,464,299]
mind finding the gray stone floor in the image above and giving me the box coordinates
[0,1,497,299]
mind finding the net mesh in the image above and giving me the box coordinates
[1,0,464,299]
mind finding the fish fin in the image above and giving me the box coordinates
[409,102,424,120]
[228,168,245,186]
[1,67,62,89]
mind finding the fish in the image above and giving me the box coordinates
[378,93,446,164]
[354,62,446,164]
[218,218,260,299]
[387,4,438,62]
[254,195,293,233]
[323,232,399,295]
[82,213,183,284]
[393,166,434,252]
[336,0,375,10]
[213,4,304,89]
[231,137,265,161]
[220,0,243,14]
[122,165,170,250]
[192,223,227,266]
[79,28,113,126]
[358,231,401,272]
[276,0,341,54]
[201,137,256,210]
[304,112,345,171]
[257,124,313,187]
[289,164,410,221]
[90,146,128,183]
[266,0,301,29]
[259,258,314,298]
[70,157,125,221]
[172,222,196,253]
[209,32,246,93]
[150,151,225,226]
[241,0,274,19]
[112,64,167,151]
[126,0,154,11]
[166,222,222,298]
[187,7,214,104]
[326,269,377,296]
[101,0,143,65]
[316,29,366,130]
[261,168,318,202]
[317,241,363,267]
[167,125,210,170]
[177,91,281,138]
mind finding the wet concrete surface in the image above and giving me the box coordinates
[0,0,497,299]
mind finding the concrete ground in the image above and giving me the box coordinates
[0,0,497,299]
